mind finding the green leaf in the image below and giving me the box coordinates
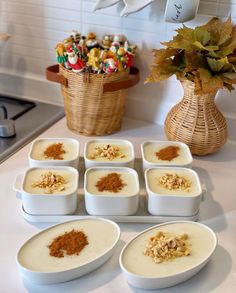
[145,61,179,83]
[222,72,236,81]
[152,48,180,64]
[193,27,211,45]
[193,41,218,51]
[206,57,229,72]
[198,68,224,93]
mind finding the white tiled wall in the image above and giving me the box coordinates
[0,0,236,126]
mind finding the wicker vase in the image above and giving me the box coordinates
[164,80,228,155]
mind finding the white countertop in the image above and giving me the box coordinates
[0,117,236,293]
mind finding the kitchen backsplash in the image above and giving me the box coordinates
[0,0,236,129]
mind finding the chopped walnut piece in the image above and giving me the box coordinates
[158,173,191,191]
[90,144,126,161]
[31,171,67,194]
[144,231,191,263]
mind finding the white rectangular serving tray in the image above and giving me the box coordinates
[21,191,199,223]
[18,159,201,223]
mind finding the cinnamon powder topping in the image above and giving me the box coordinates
[96,172,126,193]
[48,229,88,258]
[43,143,66,160]
[155,146,180,161]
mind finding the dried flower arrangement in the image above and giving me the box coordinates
[145,17,236,94]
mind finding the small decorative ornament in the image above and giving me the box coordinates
[55,43,69,68]
[103,58,118,74]
[87,48,102,72]
[67,45,85,73]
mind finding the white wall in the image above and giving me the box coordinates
[0,0,236,127]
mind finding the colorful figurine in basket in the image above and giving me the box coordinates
[103,58,118,74]
[67,45,85,73]
[55,31,137,74]
[55,43,69,69]
[87,48,102,73]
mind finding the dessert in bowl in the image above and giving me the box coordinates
[84,139,135,169]
[145,167,202,216]
[29,138,79,168]
[120,221,217,290]
[15,166,78,215]
[84,166,140,215]
[17,218,120,284]
[141,141,192,170]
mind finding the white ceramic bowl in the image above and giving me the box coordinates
[84,167,140,215]
[29,138,79,168]
[14,166,78,215]
[17,217,120,284]
[145,167,202,216]
[120,221,217,290]
[141,140,193,171]
[84,139,135,169]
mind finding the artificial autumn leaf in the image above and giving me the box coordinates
[223,83,234,91]
[145,61,179,83]
[206,57,229,72]
[185,52,207,70]
[161,34,195,51]
[222,72,236,81]
[193,41,218,51]
[152,48,180,64]
[146,17,236,94]
[198,68,224,93]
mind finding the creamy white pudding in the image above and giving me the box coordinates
[23,168,77,195]
[86,169,139,196]
[142,141,192,165]
[86,140,133,162]
[30,138,78,161]
[18,219,119,272]
[146,168,201,196]
[121,222,216,277]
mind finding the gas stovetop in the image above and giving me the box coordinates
[0,94,64,163]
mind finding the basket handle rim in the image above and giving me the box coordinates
[46,64,140,92]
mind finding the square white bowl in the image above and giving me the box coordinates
[141,141,193,171]
[84,167,140,216]
[29,138,79,168]
[144,167,202,217]
[15,166,78,215]
[84,139,135,169]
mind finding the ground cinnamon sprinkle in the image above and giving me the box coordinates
[96,172,126,193]
[155,146,180,161]
[43,143,66,160]
[48,229,88,258]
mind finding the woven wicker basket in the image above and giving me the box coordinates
[46,64,139,136]
[164,80,228,156]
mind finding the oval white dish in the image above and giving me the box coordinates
[84,139,135,169]
[29,137,80,169]
[17,217,120,284]
[119,221,217,290]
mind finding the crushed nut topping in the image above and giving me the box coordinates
[90,144,126,160]
[158,173,191,191]
[31,171,67,194]
[144,231,191,263]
